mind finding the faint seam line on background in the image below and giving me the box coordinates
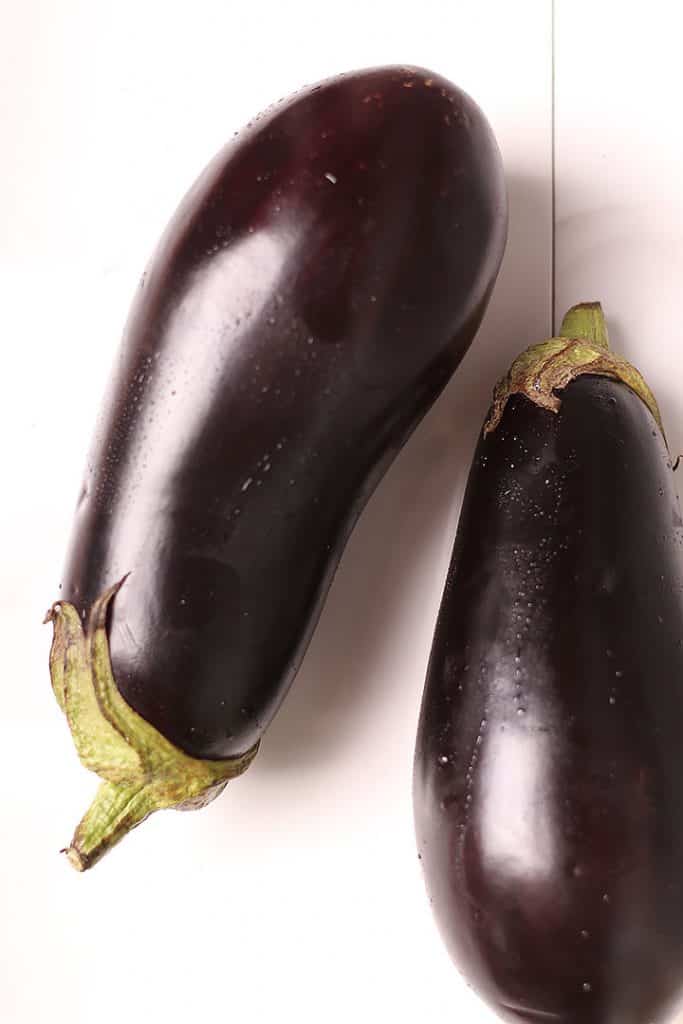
[551,0,556,334]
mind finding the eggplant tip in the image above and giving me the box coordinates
[63,846,86,872]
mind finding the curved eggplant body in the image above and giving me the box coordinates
[61,65,507,760]
[414,376,683,1024]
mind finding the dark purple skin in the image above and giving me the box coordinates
[61,65,507,760]
[414,376,683,1024]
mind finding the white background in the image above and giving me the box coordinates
[2,2,682,1022]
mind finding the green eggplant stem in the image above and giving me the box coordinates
[559,300,610,350]
[45,577,258,871]
[484,301,664,439]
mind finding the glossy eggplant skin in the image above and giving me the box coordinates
[414,376,683,1024]
[61,65,507,760]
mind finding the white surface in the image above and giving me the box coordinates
[0,3,552,1022]
[554,0,683,456]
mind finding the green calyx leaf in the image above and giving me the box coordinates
[44,578,259,871]
[484,302,664,439]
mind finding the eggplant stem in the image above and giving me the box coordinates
[484,302,664,440]
[559,301,610,350]
[45,579,259,871]
[65,775,229,871]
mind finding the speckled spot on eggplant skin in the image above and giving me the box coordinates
[61,64,508,760]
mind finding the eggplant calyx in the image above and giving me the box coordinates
[484,301,664,438]
[44,577,258,872]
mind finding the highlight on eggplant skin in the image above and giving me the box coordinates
[47,64,508,868]
[414,303,683,1024]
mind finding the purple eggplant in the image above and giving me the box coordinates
[414,303,683,1023]
[46,64,507,869]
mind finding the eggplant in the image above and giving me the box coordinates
[46,64,507,870]
[414,302,683,1024]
